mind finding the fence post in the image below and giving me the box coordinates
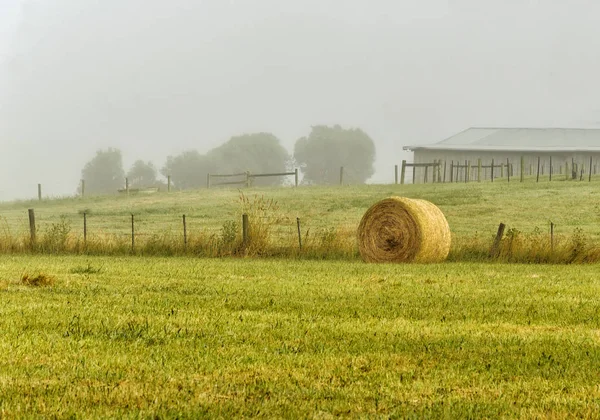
[549,156,552,181]
[28,208,36,247]
[83,212,87,246]
[242,214,249,246]
[297,217,302,250]
[168,175,171,193]
[450,161,454,183]
[400,160,407,185]
[465,160,469,183]
[412,164,416,184]
[491,159,495,182]
[131,214,135,252]
[81,179,85,198]
[38,184,42,201]
[520,156,524,182]
[295,168,299,187]
[394,165,398,185]
[443,161,447,183]
[424,165,428,183]
[536,157,540,183]
[507,158,510,183]
[590,157,593,182]
[572,158,576,180]
[339,166,344,185]
[490,223,506,259]
[182,214,187,249]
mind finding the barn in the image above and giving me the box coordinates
[403,127,600,183]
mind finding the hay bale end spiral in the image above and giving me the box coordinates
[357,197,451,263]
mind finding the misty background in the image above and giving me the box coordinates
[1,0,599,200]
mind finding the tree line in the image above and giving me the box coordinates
[80,125,376,194]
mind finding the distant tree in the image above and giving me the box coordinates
[207,133,290,186]
[80,148,125,194]
[161,150,214,190]
[127,160,157,188]
[294,125,376,185]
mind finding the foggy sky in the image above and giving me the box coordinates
[1,0,600,200]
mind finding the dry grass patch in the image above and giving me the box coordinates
[20,272,55,287]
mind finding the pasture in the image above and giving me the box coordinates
[2,255,600,417]
[2,180,600,417]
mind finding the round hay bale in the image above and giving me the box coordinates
[357,197,451,263]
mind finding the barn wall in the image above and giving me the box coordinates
[408,150,600,183]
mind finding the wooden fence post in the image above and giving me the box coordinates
[443,161,447,183]
[450,161,454,183]
[424,165,428,183]
[491,159,495,182]
[242,214,249,246]
[400,160,406,185]
[507,158,510,183]
[490,223,506,258]
[520,156,524,182]
[572,158,576,180]
[412,164,416,185]
[590,157,593,182]
[28,208,36,247]
[339,166,344,185]
[183,214,187,249]
[38,184,42,201]
[394,165,398,184]
[295,168,299,187]
[83,212,87,246]
[549,156,553,181]
[297,218,302,250]
[536,157,540,183]
[465,160,471,184]
[131,214,135,252]
[168,175,172,193]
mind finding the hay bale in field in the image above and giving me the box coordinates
[357,197,451,263]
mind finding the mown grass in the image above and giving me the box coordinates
[2,255,600,417]
[1,178,600,262]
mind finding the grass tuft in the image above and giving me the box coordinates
[20,272,55,287]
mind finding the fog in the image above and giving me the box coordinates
[1,0,600,200]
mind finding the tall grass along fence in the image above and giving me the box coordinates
[0,200,357,259]
[3,206,600,264]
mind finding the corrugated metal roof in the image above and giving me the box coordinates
[404,128,600,152]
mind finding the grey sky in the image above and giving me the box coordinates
[1,0,599,199]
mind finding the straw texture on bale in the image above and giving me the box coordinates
[358,197,451,263]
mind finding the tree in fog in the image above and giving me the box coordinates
[161,150,214,190]
[80,148,125,194]
[207,133,290,186]
[294,125,376,184]
[127,160,158,188]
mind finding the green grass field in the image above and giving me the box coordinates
[2,255,600,417]
[2,180,600,417]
